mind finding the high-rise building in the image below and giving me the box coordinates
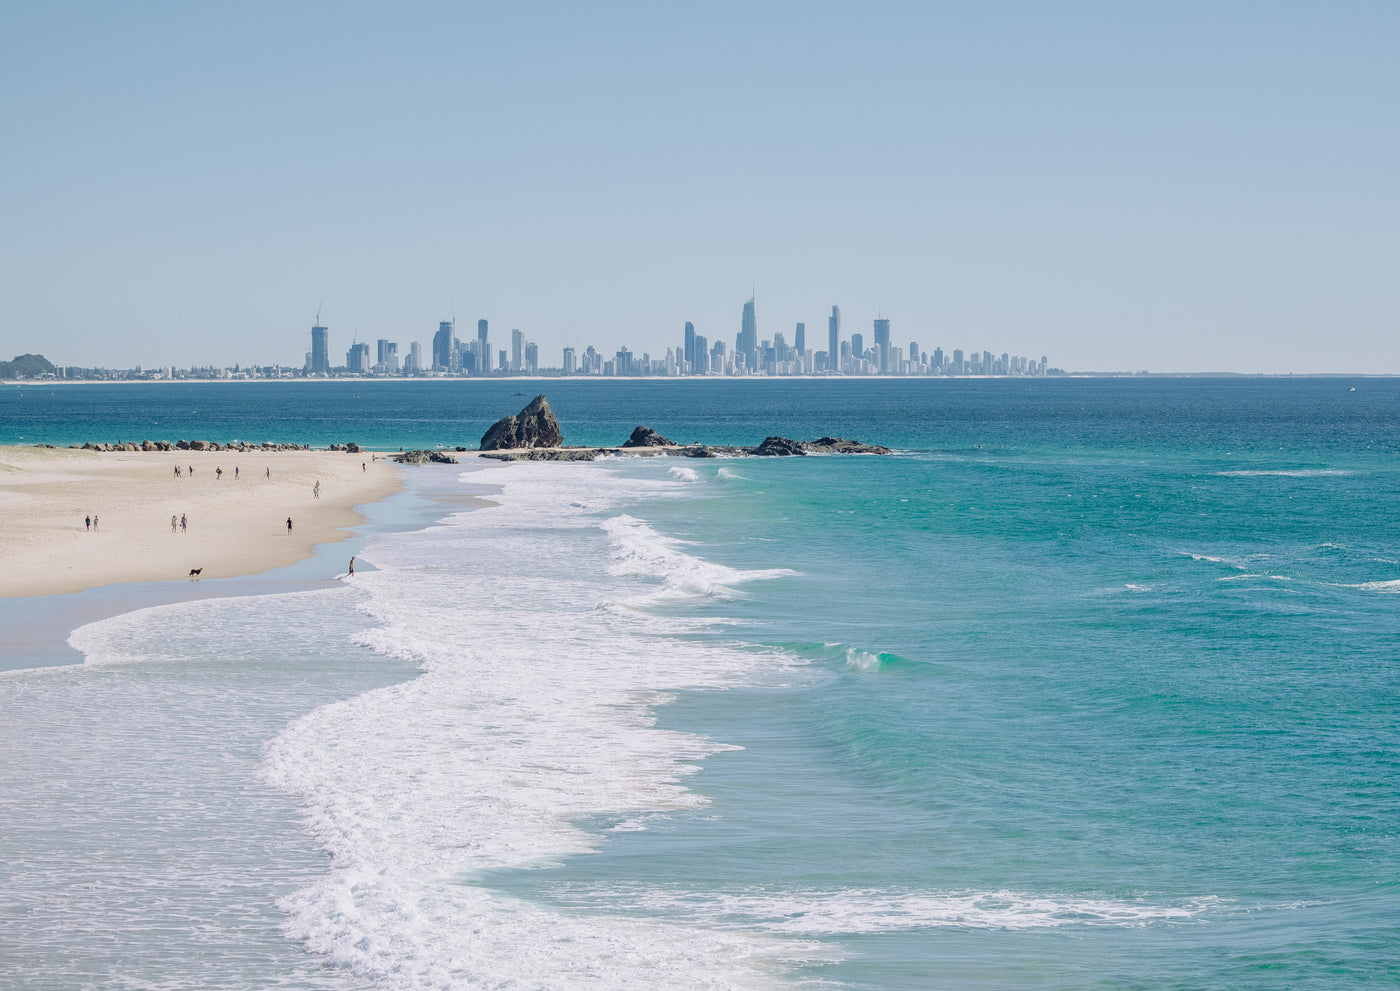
[346,342,370,373]
[524,341,538,373]
[828,306,840,375]
[739,297,758,371]
[932,347,943,372]
[873,318,891,373]
[477,320,490,372]
[692,334,708,374]
[407,341,423,374]
[310,324,330,375]
[795,322,805,355]
[851,333,864,369]
[562,346,576,375]
[511,329,524,372]
[684,321,696,372]
[433,321,454,371]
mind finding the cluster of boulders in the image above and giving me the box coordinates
[53,394,891,465]
[391,450,460,465]
[72,440,318,452]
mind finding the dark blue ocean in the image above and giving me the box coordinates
[2,378,1398,989]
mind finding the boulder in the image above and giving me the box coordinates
[189,440,209,451]
[479,394,563,451]
[621,426,675,448]
[753,436,807,457]
[392,450,460,465]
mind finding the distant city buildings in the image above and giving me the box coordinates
[31,305,1055,382]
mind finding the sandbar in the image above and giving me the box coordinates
[0,447,403,598]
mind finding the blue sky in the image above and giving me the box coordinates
[2,1,1396,372]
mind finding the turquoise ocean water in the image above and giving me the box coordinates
[2,379,1398,988]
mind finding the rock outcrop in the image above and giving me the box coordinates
[753,436,807,457]
[621,426,675,448]
[479,394,563,451]
[392,450,460,465]
[806,437,893,455]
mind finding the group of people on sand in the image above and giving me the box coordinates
[170,514,187,533]
[84,514,99,531]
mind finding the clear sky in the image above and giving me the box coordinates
[2,1,1396,373]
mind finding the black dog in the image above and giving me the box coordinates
[188,568,202,581]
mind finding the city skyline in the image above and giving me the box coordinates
[3,4,1396,373]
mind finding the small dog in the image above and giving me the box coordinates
[188,568,203,581]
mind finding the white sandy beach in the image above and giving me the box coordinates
[0,447,403,597]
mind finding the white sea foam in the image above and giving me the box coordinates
[1348,579,1400,593]
[560,886,1220,933]
[667,465,699,482]
[1217,469,1354,477]
[602,513,796,603]
[261,460,822,989]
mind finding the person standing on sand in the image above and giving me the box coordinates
[362,462,366,472]
[85,515,91,531]
[348,556,355,577]
[93,515,98,531]
[171,515,177,533]
[216,467,223,480]
[235,466,239,479]
[313,480,320,499]
[286,517,293,533]
[266,467,270,479]
[180,513,187,533]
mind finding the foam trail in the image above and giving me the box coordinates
[262,460,822,989]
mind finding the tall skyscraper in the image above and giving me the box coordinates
[795,322,805,355]
[477,319,490,372]
[310,324,329,375]
[433,320,454,371]
[828,306,840,375]
[511,329,524,372]
[739,297,758,371]
[407,341,423,374]
[873,318,891,373]
[684,321,696,372]
[562,346,576,375]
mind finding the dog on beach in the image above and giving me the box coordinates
[188,568,202,581]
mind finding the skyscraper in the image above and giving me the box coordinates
[795,322,805,354]
[477,319,490,372]
[828,306,840,375]
[684,321,696,372]
[739,297,758,371]
[310,324,329,375]
[433,320,454,371]
[511,329,524,372]
[873,318,891,373]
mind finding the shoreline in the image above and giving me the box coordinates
[0,460,499,673]
[0,447,402,599]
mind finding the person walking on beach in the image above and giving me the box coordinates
[234,466,239,480]
[92,515,98,531]
[180,514,187,532]
[266,466,270,479]
[362,462,366,472]
[216,467,223,480]
[171,515,177,533]
[313,480,320,499]
[174,465,180,478]
[85,515,91,531]
[286,517,293,534]
[348,556,355,577]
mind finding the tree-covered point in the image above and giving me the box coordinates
[0,354,57,379]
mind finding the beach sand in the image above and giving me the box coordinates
[0,447,403,598]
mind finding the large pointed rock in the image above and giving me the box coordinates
[479,394,563,450]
